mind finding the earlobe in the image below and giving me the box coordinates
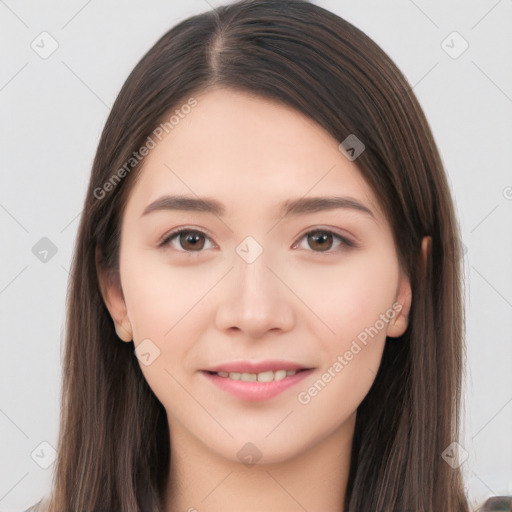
[95,247,133,342]
[386,273,412,338]
[114,322,133,343]
[420,235,432,272]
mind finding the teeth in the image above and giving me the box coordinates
[215,369,298,382]
[257,370,274,382]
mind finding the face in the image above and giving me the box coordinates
[98,87,411,464]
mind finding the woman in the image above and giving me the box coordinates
[28,0,473,510]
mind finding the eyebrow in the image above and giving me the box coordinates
[141,194,375,220]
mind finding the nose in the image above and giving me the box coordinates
[214,248,296,339]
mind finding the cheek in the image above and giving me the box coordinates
[291,248,400,343]
[120,248,216,338]
[119,252,220,396]
[293,252,398,417]
[119,257,206,409]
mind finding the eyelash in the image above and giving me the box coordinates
[158,226,356,255]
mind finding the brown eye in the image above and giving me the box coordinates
[307,231,334,251]
[178,230,206,251]
[294,229,354,253]
[160,229,214,252]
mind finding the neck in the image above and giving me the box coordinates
[163,413,355,512]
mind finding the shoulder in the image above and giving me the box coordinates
[24,496,50,512]
[478,495,512,511]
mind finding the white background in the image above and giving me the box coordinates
[0,0,511,510]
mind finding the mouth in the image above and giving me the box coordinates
[204,368,310,383]
[200,361,315,401]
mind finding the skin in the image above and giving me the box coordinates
[98,87,420,512]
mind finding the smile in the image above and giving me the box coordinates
[213,369,299,382]
[200,367,314,401]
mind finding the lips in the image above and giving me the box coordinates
[205,360,310,374]
[201,363,314,401]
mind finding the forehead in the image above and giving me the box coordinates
[123,87,383,222]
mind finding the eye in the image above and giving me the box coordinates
[159,228,215,252]
[159,227,355,254]
[293,229,355,253]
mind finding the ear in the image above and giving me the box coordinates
[386,270,411,338]
[386,236,431,338]
[95,247,133,342]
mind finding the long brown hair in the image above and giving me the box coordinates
[39,0,470,510]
